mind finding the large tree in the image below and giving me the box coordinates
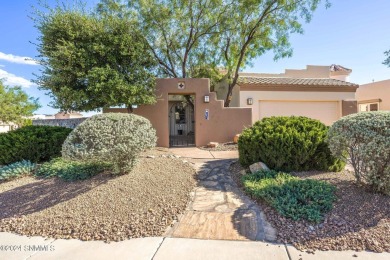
[0,81,40,125]
[100,0,328,106]
[34,4,157,112]
[384,49,390,67]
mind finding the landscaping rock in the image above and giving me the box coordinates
[240,170,247,176]
[249,162,270,173]
[0,149,196,242]
[207,142,219,148]
[233,134,240,144]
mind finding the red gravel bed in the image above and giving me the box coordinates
[230,162,390,252]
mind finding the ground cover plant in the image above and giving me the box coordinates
[62,113,156,174]
[327,111,390,195]
[0,160,36,182]
[0,125,72,165]
[242,170,336,223]
[35,158,111,181]
[238,116,345,172]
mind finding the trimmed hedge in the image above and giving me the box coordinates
[62,113,157,174]
[327,111,390,194]
[238,116,345,172]
[242,170,336,222]
[0,125,72,165]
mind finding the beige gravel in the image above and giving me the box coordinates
[230,162,390,253]
[0,149,196,242]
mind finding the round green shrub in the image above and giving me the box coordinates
[0,125,72,165]
[327,111,390,194]
[238,116,345,172]
[62,113,157,174]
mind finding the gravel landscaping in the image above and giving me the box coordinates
[230,162,390,253]
[199,142,238,151]
[0,149,196,242]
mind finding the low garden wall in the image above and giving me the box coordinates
[32,118,87,129]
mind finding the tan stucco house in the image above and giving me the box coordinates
[215,65,358,125]
[104,65,359,147]
[356,79,390,112]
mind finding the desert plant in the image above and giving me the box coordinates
[62,113,157,174]
[35,157,111,181]
[0,160,36,181]
[327,111,390,194]
[238,116,345,172]
[243,170,336,222]
[0,125,72,165]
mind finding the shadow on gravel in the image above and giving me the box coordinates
[0,175,110,219]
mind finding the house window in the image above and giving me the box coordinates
[359,102,379,112]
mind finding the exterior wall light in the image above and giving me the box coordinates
[204,95,210,103]
[247,98,253,105]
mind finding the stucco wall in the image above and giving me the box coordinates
[239,90,356,125]
[356,79,390,111]
[104,78,252,147]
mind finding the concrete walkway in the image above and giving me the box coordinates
[1,232,389,260]
[169,147,238,159]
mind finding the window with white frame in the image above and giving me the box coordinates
[359,102,379,112]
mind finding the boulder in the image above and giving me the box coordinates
[249,162,270,173]
[233,134,240,144]
[207,142,219,148]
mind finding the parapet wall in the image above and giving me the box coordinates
[32,118,87,129]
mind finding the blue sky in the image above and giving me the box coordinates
[0,0,389,114]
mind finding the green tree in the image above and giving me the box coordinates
[384,49,390,67]
[0,81,40,125]
[102,0,328,106]
[34,4,157,112]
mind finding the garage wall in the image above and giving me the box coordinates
[240,91,356,125]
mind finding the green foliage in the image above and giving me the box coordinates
[243,170,336,223]
[384,49,390,67]
[111,0,328,106]
[0,160,36,181]
[238,116,345,172]
[327,111,390,195]
[0,125,72,165]
[62,113,157,174]
[0,81,40,125]
[34,4,157,112]
[35,157,111,181]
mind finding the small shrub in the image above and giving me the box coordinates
[238,116,345,172]
[327,111,390,194]
[0,160,36,181]
[0,125,72,165]
[62,113,157,174]
[243,171,336,222]
[35,158,111,181]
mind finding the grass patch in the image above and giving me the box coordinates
[242,170,336,223]
[35,158,112,181]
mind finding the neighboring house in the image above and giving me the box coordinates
[30,114,55,120]
[356,79,390,112]
[215,65,358,125]
[0,122,17,133]
[54,111,83,119]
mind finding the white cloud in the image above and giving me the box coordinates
[0,69,35,88]
[0,52,38,65]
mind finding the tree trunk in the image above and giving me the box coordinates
[127,105,133,113]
